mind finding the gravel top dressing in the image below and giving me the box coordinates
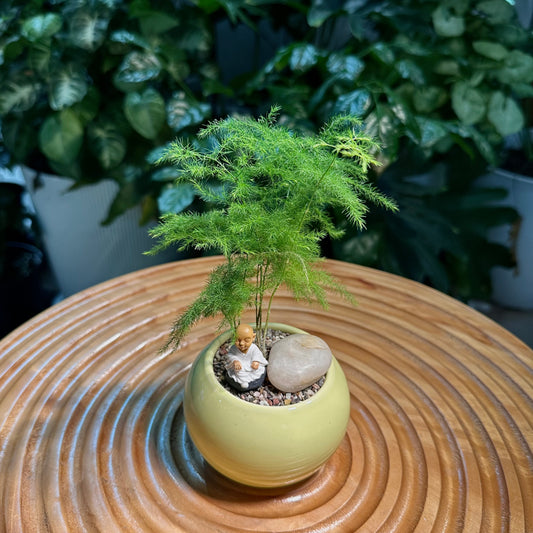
[212,330,326,406]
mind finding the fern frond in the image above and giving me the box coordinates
[148,108,397,351]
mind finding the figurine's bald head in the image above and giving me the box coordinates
[235,324,255,353]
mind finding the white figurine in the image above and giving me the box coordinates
[225,324,268,391]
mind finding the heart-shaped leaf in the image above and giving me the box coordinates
[158,184,196,214]
[68,9,110,51]
[487,91,524,136]
[432,5,464,37]
[332,89,372,117]
[326,53,365,81]
[166,92,210,131]
[0,71,41,114]
[48,63,89,110]
[38,109,83,164]
[115,51,162,84]
[21,14,62,41]
[451,82,486,125]
[88,122,127,169]
[289,44,320,72]
[496,50,533,84]
[124,88,165,139]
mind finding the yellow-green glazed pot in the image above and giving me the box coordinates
[183,323,350,488]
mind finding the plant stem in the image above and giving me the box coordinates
[264,282,280,345]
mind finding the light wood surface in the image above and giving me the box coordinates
[1,257,532,532]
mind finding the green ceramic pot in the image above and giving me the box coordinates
[183,323,351,488]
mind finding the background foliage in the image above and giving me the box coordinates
[1,0,532,302]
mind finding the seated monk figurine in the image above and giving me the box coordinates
[225,324,268,392]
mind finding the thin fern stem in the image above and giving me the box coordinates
[264,282,281,347]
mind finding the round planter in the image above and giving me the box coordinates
[481,167,533,310]
[183,323,351,488]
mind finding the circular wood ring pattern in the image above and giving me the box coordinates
[1,257,532,532]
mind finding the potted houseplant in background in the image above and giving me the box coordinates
[147,107,397,487]
[232,0,532,304]
[0,0,220,295]
[3,0,530,312]
[480,123,533,310]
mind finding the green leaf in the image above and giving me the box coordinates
[177,21,212,52]
[48,64,89,110]
[414,86,448,113]
[158,184,196,214]
[21,14,62,42]
[115,51,162,83]
[451,82,486,125]
[145,144,172,164]
[1,116,36,162]
[387,89,419,133]
[27,39,52,73]
[326,53,365,81]
[71,87,101,124]
[432,5,465,37]
[110,30,150,49]
[496,50,533,84]
[156,42,189,81]
[0,71,41,114]
[472,40,509,61]
[487,91,524,137]
[364,106,398,157]
[88,121,127,169]
[124,88,165,139]
[433,59,461,76]
[38,110,83,164]
[68,8,110,51]
[396,59,425,84]
[370,42,395,65]
[151,167,181,182]
[138,11,179,35]
[476,0,515,24]
[453,124,498,166]
[512,83,533,98]
[1,35,24,65]
[166,92,210,131]
[289,44,320,72]
[394,35,431,57]
[415,117,449,148]
[332,89,372,117]
[307,0,343,27]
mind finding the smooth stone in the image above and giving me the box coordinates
[267,334,332,393]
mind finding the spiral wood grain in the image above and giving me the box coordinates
[1,257,531,532]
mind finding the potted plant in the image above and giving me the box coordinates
[232,0,532,303]
[481,125,533,310]
[148,107,397,487]
[0,0,220,294]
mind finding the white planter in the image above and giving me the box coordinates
[482,168,533,310]
[23,168,176,296]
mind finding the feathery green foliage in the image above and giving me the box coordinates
[148,106,397,352]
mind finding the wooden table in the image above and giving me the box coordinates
[1,257,532,532]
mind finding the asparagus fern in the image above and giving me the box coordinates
[148,106,397,352]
